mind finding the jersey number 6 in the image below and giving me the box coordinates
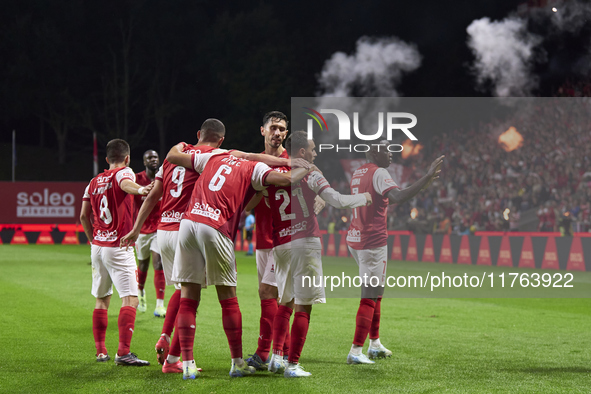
[209,165,232,192]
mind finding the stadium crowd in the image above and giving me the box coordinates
[319,99,591,235]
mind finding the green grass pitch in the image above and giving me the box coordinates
[1,244,591,393]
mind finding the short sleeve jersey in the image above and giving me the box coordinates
[254,149,290,249]
[268,170,330,247]
[134,171,161,234]
[346,163,399,250]
[184,151,273,240]
[83,167,136,247]
[156,144,216,231]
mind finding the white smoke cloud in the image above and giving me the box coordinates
[317,36,422,97]
[467,17,542,97]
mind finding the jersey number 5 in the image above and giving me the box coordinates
[209,165,232,192]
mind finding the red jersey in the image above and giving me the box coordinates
[83,167,136,247]
[346,163,399,250]
[268,171,331,247]
[156,144,216,231]
[134,170,161,234]
[254,149,290,249]
[184,150,273,240]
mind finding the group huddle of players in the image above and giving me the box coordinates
[80,111,443,379]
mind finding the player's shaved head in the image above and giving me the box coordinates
[200,118,226,142]
[263,111,288,128]
[106,139,130,164]
[366,139,391,168]
[143,149,158,159]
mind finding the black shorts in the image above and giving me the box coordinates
[245,230,253,241]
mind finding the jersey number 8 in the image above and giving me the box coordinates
[99,195,112,224]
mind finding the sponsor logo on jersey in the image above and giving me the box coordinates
[95,229,118,242]
[279,221,308,237]
[346,228,361,242]
[353,168,369,176]
[16,188,76,218]
[191,202,221,221]
[161,210,183,223]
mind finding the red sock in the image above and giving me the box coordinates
[288,311,310,364]
[369,297,382,339]
[117,306,136,356]
[220,297,243,359]
[272,305,293,356]
[177,298,199,361]
[353,298,376,346]
[137,269,148,291]
[255,298,278,360]
[154,269,166,300]
[92,309,108,355]
[162,290,180,337]
[283,330,290,357]
[169,329,181,358]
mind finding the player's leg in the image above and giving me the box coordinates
[268,245,293,373]
[171,220,206,380]
[246,249,278,370]
[107,247,149,366]
[155,230,180,368]
[284,238,324,378]
[135,233,152,313]
[364,246,391,359]
[199,224,254,378]
[346,246,376,364]
[91,245,113,362]
[245,231,253,256]
[150,234,166,317]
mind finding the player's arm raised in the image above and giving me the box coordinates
[120,179,163,249]
[386,155,444,205]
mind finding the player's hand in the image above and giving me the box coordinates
[363,192,373,206]
[175,142,187,152]
[140,182,154,195]
[424,155,444,190]
[313,196,326,215]
[291,158,312,170]
[309,165,322,175]
[120,230,140,251]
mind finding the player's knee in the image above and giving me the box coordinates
[259,284,278,300]
[122,295,139,308]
